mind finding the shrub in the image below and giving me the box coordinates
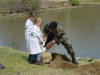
[70,0,80,6]
[0,0,40,13]
[22,0,40,11]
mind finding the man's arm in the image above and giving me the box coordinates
[46,40,56,50]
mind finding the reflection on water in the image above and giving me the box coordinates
[0,15,27,50]
[0,4,100,58]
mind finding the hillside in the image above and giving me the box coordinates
[0,47,100,75]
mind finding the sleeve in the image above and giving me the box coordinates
[34,28,45,46]
[55,24,65,45]
[34,29,43,40]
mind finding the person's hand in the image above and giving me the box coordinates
[40,38,45,46]
[40,45,46,52]
[43,33,48,43]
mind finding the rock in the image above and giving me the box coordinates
[41,52,52,64]
[21,67,26,71]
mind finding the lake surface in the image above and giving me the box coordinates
[0,4,100,58]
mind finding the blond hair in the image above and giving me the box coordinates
[34,16,42,24]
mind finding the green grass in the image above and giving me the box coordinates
[0,47,68,75]
[0,47,100,75]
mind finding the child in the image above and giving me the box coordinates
[29,17,45,65]
[25,12,36,64]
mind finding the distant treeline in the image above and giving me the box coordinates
[0,0,40,14]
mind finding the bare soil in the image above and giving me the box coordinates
[74,62,100,75]
[48,53,78,69]
[48,53,100,75]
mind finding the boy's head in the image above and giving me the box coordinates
[29,12,35,22]
[35,17,42,26]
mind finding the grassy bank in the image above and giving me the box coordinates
[0,47,100,75]
[0,47,68,75]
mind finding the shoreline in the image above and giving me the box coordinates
[80,2,100,4]
[0,2,100,14]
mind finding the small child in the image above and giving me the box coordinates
[30,17,46,65]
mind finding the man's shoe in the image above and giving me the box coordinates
[36,61,44,66]
[72,58,79,65]
[28,60,36,64]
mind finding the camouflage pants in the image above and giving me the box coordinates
[55,34,75,56]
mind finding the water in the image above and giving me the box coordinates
[0,4,100,58]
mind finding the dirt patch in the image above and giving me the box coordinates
[74,62,100,75]
[42,52,100,75]
[51,53,72,61]
[48,61,77,69]
[48,53,78,70]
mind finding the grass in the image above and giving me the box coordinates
[0,47,68,75]
[0,47,100,75]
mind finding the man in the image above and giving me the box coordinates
[44,21,78,65]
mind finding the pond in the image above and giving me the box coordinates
[0,4,100,58]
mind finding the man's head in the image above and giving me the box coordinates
[48,21,58,32]
[29,12,35,22]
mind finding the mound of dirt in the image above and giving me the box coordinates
[48,53,78,70]
[42,52,100,74]
[51,53,71,61]
[75,62,100,75]
[48,61,77,69]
